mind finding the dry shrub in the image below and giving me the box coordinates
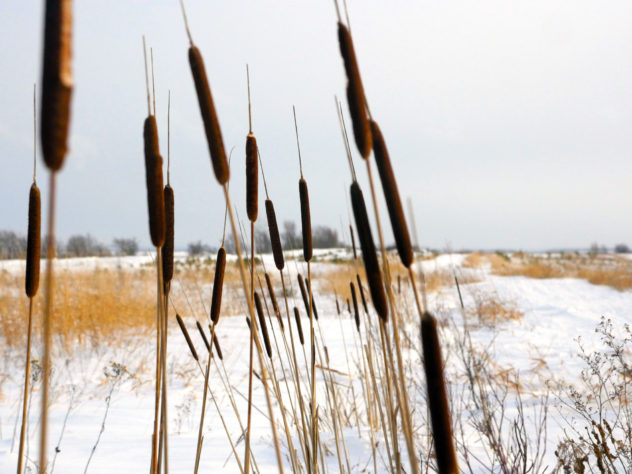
[463,252,484,268]
[469,294,523,325]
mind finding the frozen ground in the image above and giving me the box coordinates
[1,251,630,472]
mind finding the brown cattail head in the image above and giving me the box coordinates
[299,178,312,262]
[188,45,229,184]
[421,312,458,473]
[195,320,210,352]
[143,116,165,247]
[210,247,226,324]
[298,274,318,321]
[350,281,360,332]
[356,273,368,315]
[176,314,198,361]
[254,292,272,358]
[305,276,319,320]
[41,0,73,172]
[335,296,341,315]
[264,272,283,330]
[25,183,41,297]
[265,199,284,270]
[293,307,304,345]
[337,22,371,159]
[212,332,223,360]
[349,224,357,260]
[246,133,258,221]
[350,181,388,321]
[162,185,175,286]
[370,120,413,268]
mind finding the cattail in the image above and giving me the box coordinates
[176,314,198,361]
[299,178,312,262]
[143,116,166,247]
[305,276,319,320]
[346,298,351,314]
[421,312,458,473]
[337,22,371,159]
[293,307,304,345]
[41,0,73,172]
[265,199,284,270]
[246,134,258,221]
[212,332,223,361]
[335,296,341,315]
[264,273,283,330]
[398,274,402,294]
[349,224,357,259]
[196,320,210,352]
[25,183,41,298]
[254,292,272,358]
[350,281,360,332]
[187,45,229,184]
[356,274,368,315]
[370,120,413,268]
[210,247,226,324]
[297,274,318,321]
[350,181,388,321]
[162,185,175,286]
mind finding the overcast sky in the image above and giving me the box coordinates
[1,1,631,251]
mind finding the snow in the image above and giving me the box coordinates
[1,252,630,472]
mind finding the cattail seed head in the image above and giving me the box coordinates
[370,120,413,268]
[335,296,341,315]
[162,185,175,286]
[195,320,210,352]
[421,312,458,473]
[265,199,284,270]
[356,273,368,315]
[337,22,371,159]
[41,0,73,172]
[25,183,41,298]
[264,273,283,330]
[350,281,360,332]
[293,307,304,345]
[351,181,388,321]
[298,274,318,321]
[349,224,357,260]
[210,247,226,324]
[299,178,312,262]
[212,332,223,360]
[188,45,229,184]
[176,314,198,361]
[254,292,272,358]
[143,116,165,247]
[246,134,258,221]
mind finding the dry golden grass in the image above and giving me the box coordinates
[463,252,632,291]
[0,258,246,349]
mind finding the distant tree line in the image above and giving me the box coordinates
[216,220,341,255]
[0,230,138,259]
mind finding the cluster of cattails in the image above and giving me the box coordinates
[18,1,458,473]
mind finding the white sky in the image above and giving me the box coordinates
[1,1,631,251]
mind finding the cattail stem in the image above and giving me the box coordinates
[17,297,34,474]
[244,221,256,474]
[39,171,56,474]
[364,158,419,473]
[194,322,217,473]
[223,184,284,473]
[150,248,165,474]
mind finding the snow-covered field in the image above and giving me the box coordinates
[0,251,630,472]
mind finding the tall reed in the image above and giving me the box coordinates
[18,87,41,474]
[39,2,73,472]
